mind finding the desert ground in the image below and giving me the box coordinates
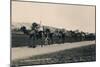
[11,41,96,66]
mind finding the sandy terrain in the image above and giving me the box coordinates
[11,41,95,61]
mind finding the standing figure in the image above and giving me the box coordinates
[44,28,51,45]
[29,22,39,48]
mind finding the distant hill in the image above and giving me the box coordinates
[11,22,61,32]
[11,23,32,30]
[12,22,78,34]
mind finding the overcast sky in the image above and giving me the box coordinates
[12,1,95,33]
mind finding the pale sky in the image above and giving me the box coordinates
[12,1,95,33]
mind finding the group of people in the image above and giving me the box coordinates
[29,29,65,47]
[29,28,67,47]
[20,22,95,48]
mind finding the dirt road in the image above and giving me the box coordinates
[11,41,95,61]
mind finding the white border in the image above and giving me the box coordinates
[0,0,99,67]
[0,0,10,67]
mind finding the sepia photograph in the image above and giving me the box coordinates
[11,0,96,67]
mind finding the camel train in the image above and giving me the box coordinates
[20,22,95,48]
